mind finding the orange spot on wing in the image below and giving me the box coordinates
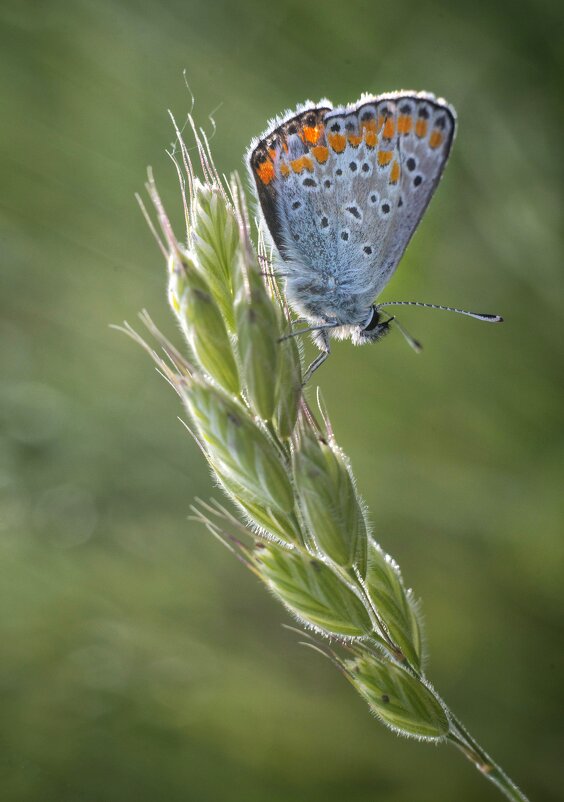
[327,133,346,153]
[382,117,395,139]
[364,131,377,148]
[311,145,329,163]
[290,156,314,173]
[429,129,443,149]
[280,162,290,177]
[257,160,275,185]
[415,119,428,138]
[377,150,393,167]
[397,114,412,134]
[302,125,322,144]
[361,118,377,133]
[347,133,363,147]
[390,160,401,183]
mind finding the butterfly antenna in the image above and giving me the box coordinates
[385,315,423,352]
[377,301,503,323]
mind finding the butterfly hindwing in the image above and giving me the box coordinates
[247,104,331,258]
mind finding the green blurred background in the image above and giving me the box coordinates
[1,1,562,799]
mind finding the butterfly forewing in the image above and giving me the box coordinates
[370,95,456,294]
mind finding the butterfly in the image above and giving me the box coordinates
[247,91,502,379]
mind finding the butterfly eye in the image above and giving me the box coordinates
[362,306,380,331]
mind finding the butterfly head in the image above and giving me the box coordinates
[351,306,392,345]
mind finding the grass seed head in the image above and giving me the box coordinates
[255,544,373,638]
[191,184,239,331]
[273,330,302,440]
[292,421,368,571]
[169,251,240,396]
[233,246,281,421]
[347,655,449,740]
[183,378,295,516]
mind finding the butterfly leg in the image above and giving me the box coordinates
[303,330,331,384]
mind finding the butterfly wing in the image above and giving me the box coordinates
[247,92,456,318]
[344,92,457,297]
[247,103,332,260]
